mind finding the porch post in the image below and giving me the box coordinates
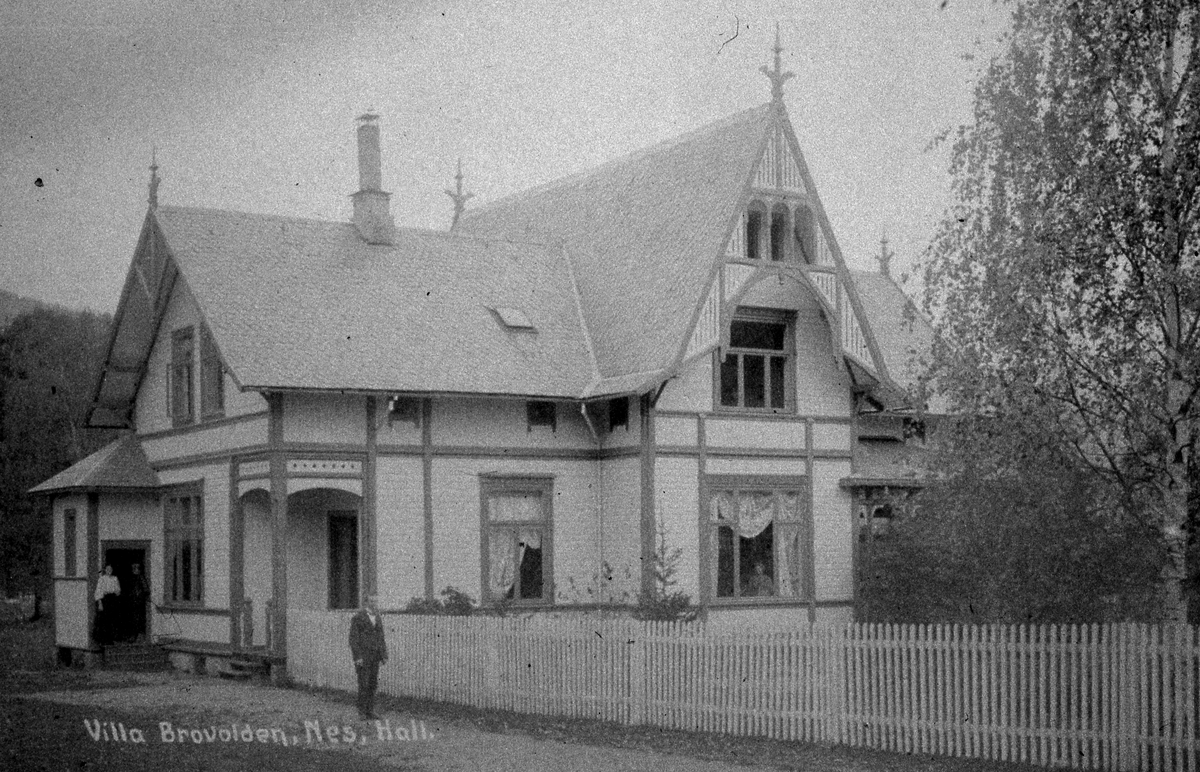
[86,493,99,649]
[268,393,288,672]
[228,458,244,650]
[639,393,656,598]
[362,396,378,599]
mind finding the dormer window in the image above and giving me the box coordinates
[170,327,194,426]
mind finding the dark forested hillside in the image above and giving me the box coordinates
[0,303,115,597]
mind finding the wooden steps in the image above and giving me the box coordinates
[102,642,170,671]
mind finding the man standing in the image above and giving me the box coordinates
[348,594,387,720]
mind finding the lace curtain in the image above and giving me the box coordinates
[711,488,805,597]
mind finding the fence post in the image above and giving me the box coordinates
[629,619,645,726]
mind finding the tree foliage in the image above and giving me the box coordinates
[0,306,115,596]
[922,0,1200,621]
[861,420,1163,624]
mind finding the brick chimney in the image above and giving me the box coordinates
[351,112,395,245]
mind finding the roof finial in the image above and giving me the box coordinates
[759,22,794,103]
[444,158,474,230]
[879,230,893,278]
[148,148,161,210]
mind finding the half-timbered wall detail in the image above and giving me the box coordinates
[751,123,806,193]
[684,280,722,361]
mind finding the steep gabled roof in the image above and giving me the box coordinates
[458,104,772,381]
[153,206,597,398]
[29,434,160,494]
[850,270,934,397]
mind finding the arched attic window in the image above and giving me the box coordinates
[745,201,769,260]
[770,204,790,262]
[793,204,816,264]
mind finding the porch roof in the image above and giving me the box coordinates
[28,434,160,495]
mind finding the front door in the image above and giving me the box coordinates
[101,541,151,642]
[328,512,359,609]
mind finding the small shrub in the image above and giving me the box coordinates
[633,518,698,623]
[402,586,477,616]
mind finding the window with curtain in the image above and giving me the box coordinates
[164,486,203,604]
[482,477,552,604]
[707,477,809,601]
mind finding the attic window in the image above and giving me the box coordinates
[492,307,536,331]
[608,397,629,431]
[527,401,556,432]
[388,396,421,426]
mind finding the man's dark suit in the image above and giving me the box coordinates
[348,608,388,718]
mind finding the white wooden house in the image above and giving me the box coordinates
[34,48,933,673]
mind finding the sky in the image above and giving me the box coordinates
[0,0,1008,313]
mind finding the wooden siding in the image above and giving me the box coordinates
[375,456,426,609]
[812,421,852,451]
[599,457,642,603]
[53,494,87,577]
[141,415,267,464]
[812,459,853,602]
[705,457,806,476]
[430,397,595,450]
[135,278,265,435]
[653,457,701,599]
[655,415,698,447]
[283,393,366,446]
[705,418,806,450]
[429,457,599,605]
[794,309,852,417]
[54,580,90,649]
[159,463,229,608]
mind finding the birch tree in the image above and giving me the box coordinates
[924,0,1199,621]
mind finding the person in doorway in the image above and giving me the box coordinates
[348,594,388,720]
[94,565,120,644]
[125,563,149,642]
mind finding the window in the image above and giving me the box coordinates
[526,401,556,431]
[707,477,809,601]
[770,204,789,261]
[608,397,629,431]
[199,326,224,418]
[388,396,421,426]
[718,311,791,411]
[170,327,194,426]
[481,477,552,604]
[63,509,77,577]
[794,205,816,264]
[164,486,203,604]
[746,209,764,260]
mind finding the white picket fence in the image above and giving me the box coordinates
[288,612,1200,771]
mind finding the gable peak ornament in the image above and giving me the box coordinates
[760,23,794,103]
[148,149,161,210]
[444,158,474,230]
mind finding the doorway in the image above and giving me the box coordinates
[101,540,151,643]
[328,511,359,610]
